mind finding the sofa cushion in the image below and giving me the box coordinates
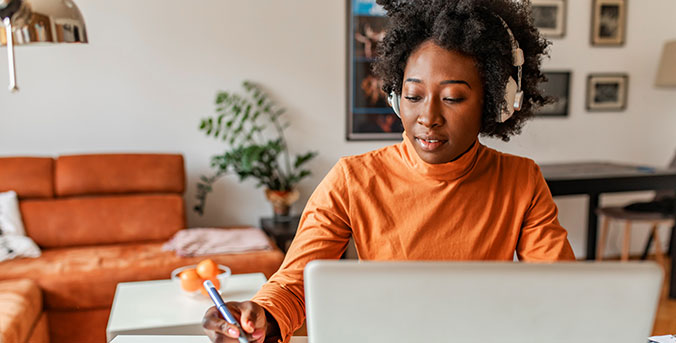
[0,239,285,310]
[55,154,185,196]
[48,308,109,343]
[0,279,43,343]
[20,194,185,248]
[0,157,54,199]
[27,312,49,343]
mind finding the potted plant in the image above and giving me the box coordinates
[194,81,317,219]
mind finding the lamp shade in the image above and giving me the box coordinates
[0,0,87,92]
[656,40,676,87]
[0,0,87,45]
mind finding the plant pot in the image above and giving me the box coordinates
[265,189,300,218]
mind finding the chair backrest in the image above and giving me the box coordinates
[655,148,676,200]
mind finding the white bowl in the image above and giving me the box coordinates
[170,264,232,297]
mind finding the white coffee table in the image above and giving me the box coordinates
[111,335,308,343]
[106,273,267,342]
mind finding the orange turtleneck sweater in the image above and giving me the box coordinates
[251,135,575,342]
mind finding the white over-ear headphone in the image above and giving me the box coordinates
[496,15,524,123]
[387,15,524,123]
[387,91,401,117]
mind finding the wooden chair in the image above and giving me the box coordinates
[596,207,674,265]
[596,151,676,265]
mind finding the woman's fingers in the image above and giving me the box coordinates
[238,301,268,342]
[202,306,245,340]
[238,302,258,332]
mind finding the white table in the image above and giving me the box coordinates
[106,273,267,342]
[111,335,308,343]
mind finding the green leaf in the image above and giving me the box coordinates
[215,92,229,105]
[206,118,214,135]
[294,151,317,168]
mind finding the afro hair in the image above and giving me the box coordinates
[373,0,551,141]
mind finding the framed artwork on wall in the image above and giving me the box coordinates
[347,0,403,141]
[536,71,571,117]
[591,0,627,46]
[586,73,629,111]
[531,0,566,38]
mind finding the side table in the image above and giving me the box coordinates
[260,215,301,253]
[106,273,267,342]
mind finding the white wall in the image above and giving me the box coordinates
[0,0,674,259]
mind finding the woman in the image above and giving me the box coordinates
[203,1,575,342]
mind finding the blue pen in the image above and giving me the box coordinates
[203,280,251,343]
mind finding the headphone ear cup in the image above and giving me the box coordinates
[500,77,518,122]
[388,92,401,118]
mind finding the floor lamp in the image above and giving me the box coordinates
[0,0,87,92]
[656,40,676,88]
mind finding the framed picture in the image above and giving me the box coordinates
[586,74,628,111]
[531,0,566,38]
[591,0,627,46]
[347,0,403,141]
[536,71,571,117]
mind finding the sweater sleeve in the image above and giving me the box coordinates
[251,159,353,342]
[516,163,576,261]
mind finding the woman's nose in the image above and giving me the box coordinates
[417,98,444,128]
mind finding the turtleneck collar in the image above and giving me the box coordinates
[399,132,481,181]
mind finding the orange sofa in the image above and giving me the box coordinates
[0,154,285,343]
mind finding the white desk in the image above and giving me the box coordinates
[106,273,267,342]
[111,335,308,343]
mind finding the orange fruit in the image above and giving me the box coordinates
[196,259,220,279]
[200,277,221,297]
[179,268,202,292]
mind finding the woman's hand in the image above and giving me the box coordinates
[202,301,268,343]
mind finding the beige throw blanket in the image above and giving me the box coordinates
[163,227,272,257]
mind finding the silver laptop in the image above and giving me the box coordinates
[304,260,663,343]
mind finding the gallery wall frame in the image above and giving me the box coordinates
[586,73,629,111]
[537,71,571,117]
[346,0,403,141]
[531,0,567,39]
[591,0,627,46]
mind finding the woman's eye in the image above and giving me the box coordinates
[404,96,421,102]
[443,97,466,103]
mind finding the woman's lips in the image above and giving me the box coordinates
[415,137,448,152]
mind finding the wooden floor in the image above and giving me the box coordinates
[652,256,676,335]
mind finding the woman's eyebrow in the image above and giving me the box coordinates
[404,78,471,89]
[440,80,471,88]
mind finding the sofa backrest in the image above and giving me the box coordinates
[0,154,186,249]
[0,157,54,198]
[55,154,185,196]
